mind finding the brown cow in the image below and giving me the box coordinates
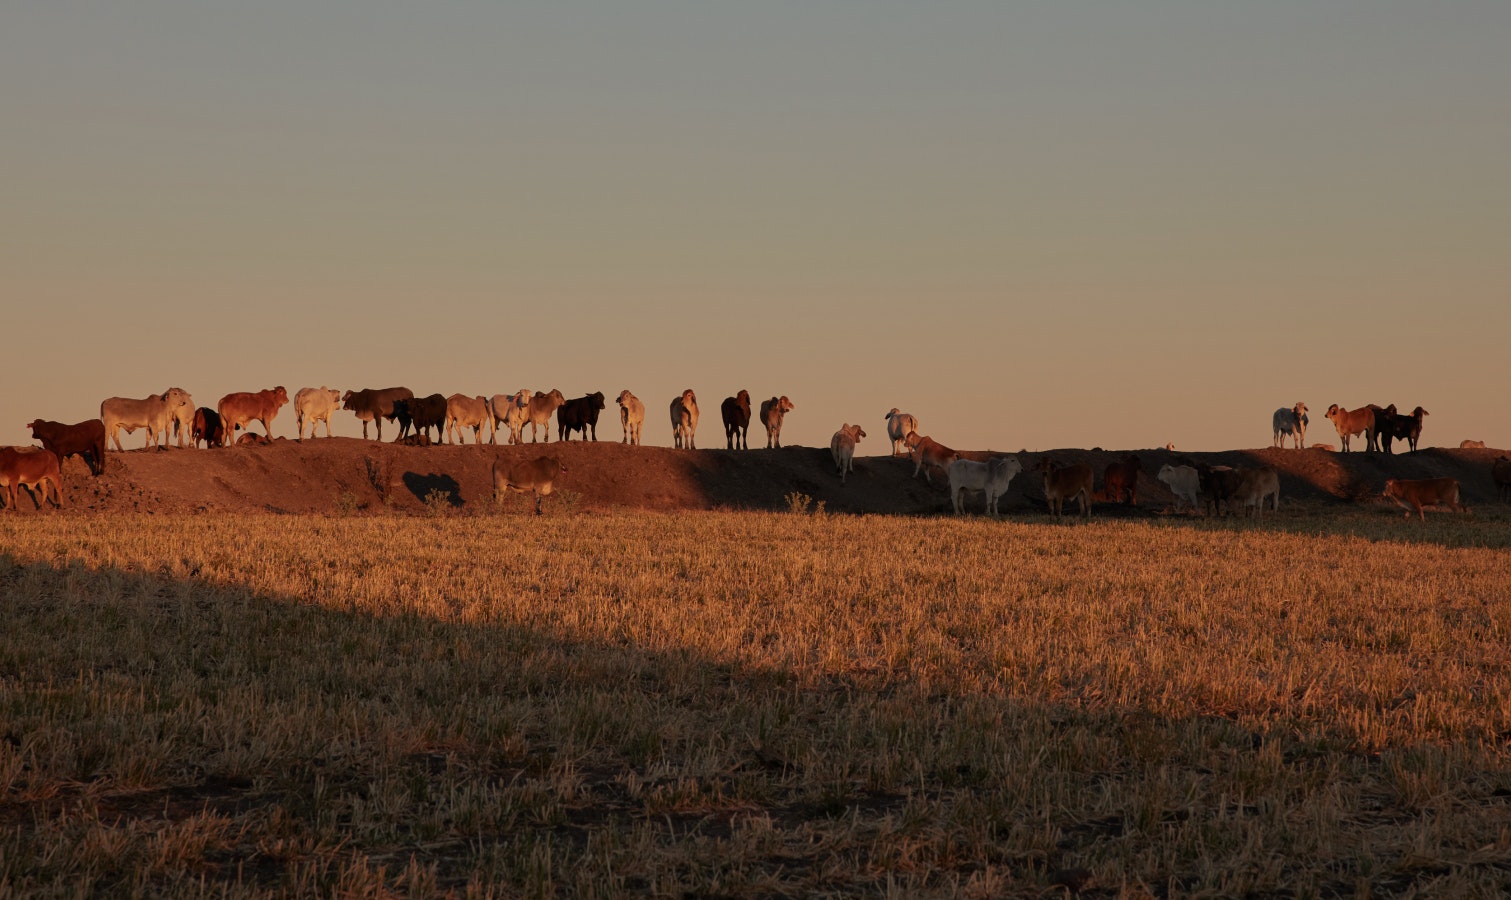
[525,390,567,443]
[218,387,289,446]
[1324,403,1382,453]
[1102,455,1142,505]
[342,387,414,441]
[0,447,62,511]
[759,396,795,449]
[1037,458,1093,519]
[1231,467,1280,518]
[1383,478,1464,521]
[721,390,752,450]
[904,433,958,485]
[1492,457,1511,502]
[493,455,567,515]
[26,419,106,476]
[191,408,225,449]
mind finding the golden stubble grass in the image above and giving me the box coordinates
[1,510,1510,897]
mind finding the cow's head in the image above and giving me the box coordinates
[273,386,289,405]
[590,392,605,410]
[617,390,634,408]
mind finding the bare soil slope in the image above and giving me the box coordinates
[22,437,1507,516]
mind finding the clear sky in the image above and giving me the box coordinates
[5,3,1508,452]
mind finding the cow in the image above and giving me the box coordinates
[1393,406,1429,453]
[1494,457,1511,502]
[26,419,105,476]
[759,396,795,449]
[721,391,752,450]
[525,389,567,443]
[1383,478,1464,521]
[0,447,63,511]
[446,394,495,445]
[395,394,447,444]
[100,388,193,452]
[670,390,699,449]
[905,433,958,485]
[1372,405,1404,454]
[1037,458,1093,519]
[165,390,196,449]
[237,433,271,447]
[1324,404,1382,453]
[1102,455,1142,505]
[489,390,532,445]
[829,423,866,484]
[1461,440,1487,450]
[493,455,567,515]
[617,390,645,446]
[1231,467,1280,518]
[191,407,225,449]
[885,409,919,457]
[1156,464,1201,514]
[1272,402,1309,449]
[1311,443,1335,452]
[217,387,289,446]
[1163,442,1176,452]
[342,387,414,441]
[557,392,606,442]
[949,455,1022,516]
[294,386,342,441]
[396,432,431,447]
[1197,464,1244,517]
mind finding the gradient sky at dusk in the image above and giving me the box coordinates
[6,3,1508,452]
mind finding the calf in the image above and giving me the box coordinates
[1037,458,1093,519]
[829,423,865,484]
[1231,467,1280,518]
[949,455,1022,516]
[670,390,699,449]
[557,392,606,441]
[0,447,63,511]
[26,419,106,476]
[493,455,567,515]
[295,386,342,440]
[192,408,225,449]
[721,391,752,450]
[759,396,795,449]
[1102,455,1142,505]
[526,389,567,443]
[1272,402,1309,449]
[617,390,645,446]
[905,433,958,485]
[1156,464,1201,514]
[1493,457,1511,502]
[1383,478,1464,521]
[884,409,919,456]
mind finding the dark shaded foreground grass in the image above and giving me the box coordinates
[2,513,1510,897]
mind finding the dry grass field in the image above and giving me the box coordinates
[3,510,1511,896]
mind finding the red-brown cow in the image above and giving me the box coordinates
[905,433,958,485]
[1383,478,1463,521]
[0,447,63,511]
[1102,454,1142,505]
[493,455,567,515]
[217,387,289,446]
[26,419,106,476]
[1038,458,1093,519]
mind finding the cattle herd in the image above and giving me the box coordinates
[4,386,1508,521]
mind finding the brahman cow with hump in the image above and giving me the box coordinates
[489,389,531,445]
[1102,455,1142,505]
[1157,464,1201,514]
[446,394,495,445]
[885,409,919,456]
[101,388,193,452]
[1037,458,1093,519]
[721,390,752,450]
[617,390,645,446]
[1383,478,1464,521]
[0,447,62,511]
[759,396,795,449]
[342,387,414,441]
[26,419,106,476]
[295,386,342,441]
[1324,403,1381,453]
[949,455,1022,516]
[905,433,958,485]
[218,387,288,446]
[493,455,567,515]
[525,389,567,443]
[829,423,865,484]
[1272,402,1309,449]
[1231,467,1280,518]
[557,392,606,442]
[191,408,225,449]
[1493,457,1511,502]
[670,390,699,449]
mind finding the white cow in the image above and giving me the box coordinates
[884,408,919,456]
[101,387,193,452]
[948,455,1023,515]
[830,423,866,483]
[1272,402,1309,449]
[489,390,532,445]
[294,386,342,440]
[446,394,495,445]
[1156,464,1201,514]
[617,390,645,446]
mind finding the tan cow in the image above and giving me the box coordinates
[670,390,699,449]
[1461,440,1487,449]
[294,386,342,440]
[166,389,196,449]
[885,409,919,456]
[446,394,495,445]
[488,390,531,445]
[1038,458,1093,519]
[1324,403,1381,453]
[905,433,957,484]
[100,387,193,452]
[0,447,62,511]
[617,390,645,446]
[1494,457,1511,502]
[759,396,795,449]
[493,455,567,515]
[218,387,289,445]
[1231,467,1280,518]
[525,390,567,443]
[1383,478,1464,521]
[830,423,865,484]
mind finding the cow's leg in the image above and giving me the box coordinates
[534,493,543,515]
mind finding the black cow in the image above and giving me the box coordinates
[721,390,752,450]
[342,387,414,441]
[1196,463,1244,517]
[191,408,225,449]
[1373,405,1428,454]
[26,419,106,476]
[557,392,606,441]
[395,394,447,444]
